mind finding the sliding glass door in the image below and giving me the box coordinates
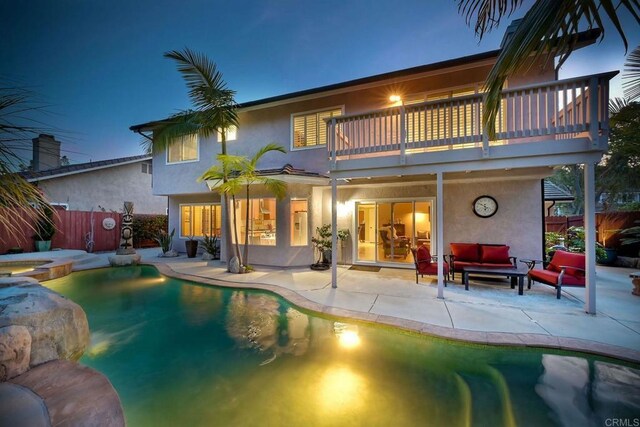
[356,199,434,265]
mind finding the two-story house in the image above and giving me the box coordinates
[131,24,612,313]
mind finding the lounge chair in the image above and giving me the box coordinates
[527,251,585,299]
[410,246,449,285]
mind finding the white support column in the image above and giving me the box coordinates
[437,172,445,299]
[584,162,596,314]
[331,178,338,288]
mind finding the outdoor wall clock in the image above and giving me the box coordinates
[472,195,498,218]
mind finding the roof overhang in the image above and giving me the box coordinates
[205,174,329,191]
[24,156,152,182]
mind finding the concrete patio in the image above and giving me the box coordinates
[2,248,639,362]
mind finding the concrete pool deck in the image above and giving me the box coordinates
[2,248,639,363]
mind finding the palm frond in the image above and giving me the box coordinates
[478,0,640,138]
[458,0,525,39]
[609,97,630,115]
[141,111,200,154]
[623,44,640,101]
[0,85,55,243]
[164,48,237,112]
[250,143,287,167]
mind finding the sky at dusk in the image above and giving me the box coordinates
[2,0,638,164]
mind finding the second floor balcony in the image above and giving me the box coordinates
[327,72,616,175]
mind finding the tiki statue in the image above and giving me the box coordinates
[116,201,136,255]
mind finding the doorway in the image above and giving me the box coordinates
[356,199,434,266]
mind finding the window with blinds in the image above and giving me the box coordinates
[167,134,198,163]
[292,107,343,149]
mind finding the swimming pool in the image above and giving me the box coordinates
[46,266,640,426]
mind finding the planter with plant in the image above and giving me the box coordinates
[311,224,332,270]
[199,233,220,260]
[155,228,176,257]
[33,206,55,252]
[337,229,350,264]
[185,235,198,258]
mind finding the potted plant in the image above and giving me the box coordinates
[33,206,55,252]
[337,229,350,264]
[185,234,198,258]
[311,224,332,270]
[199,234,220,260]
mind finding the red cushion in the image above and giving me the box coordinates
[530,269,585,287]
[418,261,449,275]
[529,269,559,286]
[416,245,431,265]
[480,245,511,264]
[452,261,515,271]
[450,243,480,262]
[549,251,585,278]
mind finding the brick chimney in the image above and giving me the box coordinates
[32,134,61,171]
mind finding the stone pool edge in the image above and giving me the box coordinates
[148,262,640,365]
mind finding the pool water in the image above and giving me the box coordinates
[46,266,640,426]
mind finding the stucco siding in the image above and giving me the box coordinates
[37,161,167,214]
[314,178,543,266]
[154,60,552,196]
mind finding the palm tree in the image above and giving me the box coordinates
[146,48,239,267]
[199,143,287,270]
[0,85,54,244]
[458,0,640,138]
[623,44,640,101]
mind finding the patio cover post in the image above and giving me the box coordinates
[584,162,596,314]
[437,172,444,299]
[331,177,338,288]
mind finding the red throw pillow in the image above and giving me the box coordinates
[450,243,479,262]
[480,245,511,264]
[550,251,585,277]
[416,245,431,265]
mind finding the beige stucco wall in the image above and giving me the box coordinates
[169,184,315,266]
[315,178,543,266]
[36,162,167,214]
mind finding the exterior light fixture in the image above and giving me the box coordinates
[389,95,402,103]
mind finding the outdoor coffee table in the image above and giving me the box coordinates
[461,266,529,295]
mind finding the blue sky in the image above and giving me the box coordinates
[2,0,638,164]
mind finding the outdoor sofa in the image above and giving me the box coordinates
[448,243,517,280]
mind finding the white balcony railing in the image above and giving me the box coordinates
[328,72,615,165]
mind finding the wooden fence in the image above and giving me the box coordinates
[545,211,640,256]
[1,209,167,254]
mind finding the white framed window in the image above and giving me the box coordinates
[216,125,237,142]
[290,199,308,246]
[180,204,222,238]
[141,162,152,174]
[167,134,198,164]
[291,106,343,150]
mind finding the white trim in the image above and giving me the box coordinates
[165,134,200,165]
[290,105,344,151]
[25,157,152,182]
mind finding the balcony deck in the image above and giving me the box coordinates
[327,72,617,178]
